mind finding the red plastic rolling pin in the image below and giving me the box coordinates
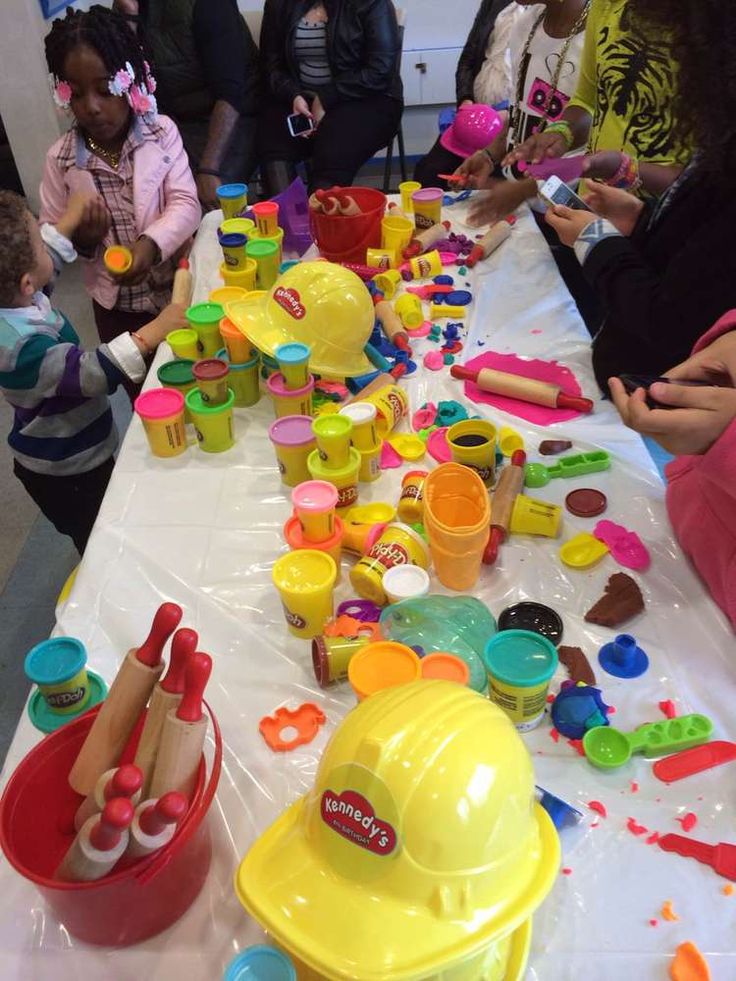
[451,364,593,413]
[465,219,513,268]
[126,792,189,859]
[74,762,144,831]
[57,798,135,882]
[484,450,527,564]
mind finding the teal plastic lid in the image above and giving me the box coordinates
[158,359,195,385]
[223,945,296,981]
[483,629,558,688]
[275,342,310,365]
[24,637,86,685]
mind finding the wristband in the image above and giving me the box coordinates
[544,121,574,150]
[605,153,641,190]
[197,167,221,178]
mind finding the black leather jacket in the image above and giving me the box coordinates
[260,0,403,109]
[455,0,512,105]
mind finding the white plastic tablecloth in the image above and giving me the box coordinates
[1,203,734,980]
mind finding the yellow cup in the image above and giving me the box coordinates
[381,215,414,254]
[192,358,230,406]
[220,232,248,270]
[339,401,380,451]
[409,249,443,280]
[412,187,443,229]
[156,360,197,423]
[348,640,422,700]
[447,419,497,487]
[349,522,429,605]
[394,293,424,329]
[217,182,248,219]
[372,269,402,299]
[358,444,382,483]
[499,426,525,456]
[186,302,225,359]
[269,415,317,486]
[267,372,314,418]
[134,388,187,458]
[366,247,396,270]
[397,469,428,523]
[272,549,337,639]
[284,514,344,584]
[220,259,257,291]
[361,385,408,437]
[483,630,559,731]
[226,355,260,407]
[399,180,422,213]
[246,239,280,290]
[252,201,280,237]
[167,328,199,360]
[510,495,563,538]
[209,286,249,307]
[274,342,311,390]
[313,413,353,469]
[307,446,361,514]
[185,388,235,452]
[220,316,257,364]
[292,480,339,543]
[252,226,284,265]
[220,217,255,238]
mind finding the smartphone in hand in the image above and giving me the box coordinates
[287,113,315,138]
[539,175,591,212]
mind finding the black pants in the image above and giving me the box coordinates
[258,95,403,194]
[414,137,464,190]
[14,457,115,556]
[92,301,150,405]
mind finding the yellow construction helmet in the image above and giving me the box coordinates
[225,261,375,379]
[236,681,559,980]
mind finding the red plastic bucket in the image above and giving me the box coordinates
[309,187,386,263]
[0,701,221,946]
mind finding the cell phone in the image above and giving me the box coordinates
[539,175,591,212]
[618,374,714,410]
[287,112,314,137]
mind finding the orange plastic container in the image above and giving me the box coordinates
[0,703,221,946]
[309,187,386,263]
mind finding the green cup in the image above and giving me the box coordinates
[157,359,196,423]
[186,302,225,359]
[186,387,236,452]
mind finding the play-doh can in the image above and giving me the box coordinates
[349,522,429,605]
[483,630,559,732]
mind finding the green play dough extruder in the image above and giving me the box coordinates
[525,451,611,488]
[583,713,713,769]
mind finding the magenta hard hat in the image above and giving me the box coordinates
[440,104,504,159]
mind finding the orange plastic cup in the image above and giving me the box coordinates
[220,316,256,364]
[347,641,421,701]
[420,652,470,685]
[103,245,132,274]
[423,463,491,591]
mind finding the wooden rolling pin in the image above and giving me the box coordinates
[403,221,450,258]
[374,298,412,353]
[68,603,183,795]
[171,258,192,305]
[150,652,212,802]
[134,627,198,797]
[74,763,143,831]
[465,221,512,268]
[451,364,593,413]
[484,450,527,564]
[57,798,134,882]
[126,792,189,859]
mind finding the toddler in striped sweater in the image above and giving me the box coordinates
[0,190,186,553]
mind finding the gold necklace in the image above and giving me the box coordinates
[86,135,121,169]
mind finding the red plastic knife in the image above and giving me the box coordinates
[658,833,736,881]
[653,741,736,782]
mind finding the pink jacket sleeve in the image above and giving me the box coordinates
[39,145,70,227]
[141,118,201,261]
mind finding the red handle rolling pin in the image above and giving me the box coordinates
[74,762,144,831]
[134,627,198,797]
[484,450,527,564]
[57,798,135,882]
[374,298,412,354]
[451,364,593,413]
[149,652,213,802]
[171,258,192,306]
[403,221,451,259]
[465,218,514,268]
[68,603,183,796]
[126,791,189,859]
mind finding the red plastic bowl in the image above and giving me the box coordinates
[309,186,386,263]
[0,702,221,946]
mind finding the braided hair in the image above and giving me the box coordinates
[45,5,148,90]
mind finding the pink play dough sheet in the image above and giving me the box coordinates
[462,351,586,425]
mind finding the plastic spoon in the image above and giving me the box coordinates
[525,451,611,488]
[658,833,736,882]
[653,741,736,782]
[583,713,713,769]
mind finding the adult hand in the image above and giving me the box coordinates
[582,150,625,183]
[609,377,736,456]
[467,179,533,227]
[544,204,596,247]
[583,182,645,237]
[196,172,221,211]
[666,332,736,387]
[112,0,139,15]
[115,235,158,286]
[311,95,326,127]
[73,198,111,251]
[454,150,493,190]
[503,130,567,168]
[459,99,474,108]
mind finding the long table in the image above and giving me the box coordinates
[1,201,734,980]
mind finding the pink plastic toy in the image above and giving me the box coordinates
[594,520,650,571]
[406,321,432,338]
[427,427,452,463]
[412,404,437,430]
[440,104,504,159]
[520,156,586,183]
[380,441,402,469]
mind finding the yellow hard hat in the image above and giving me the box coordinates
[236,681,560,980]
[225,261,375,379]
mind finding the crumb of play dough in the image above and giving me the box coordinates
[677,812,697,832]
[649,919,658,927]
[659,699,677,719]
[588,800,608,818]
[608,705,616,713]
[631,780,639,793]
[627,817,648,836]
[539,439,573,456]
[670,941,712,981]
[562,867,572,875]
[584,572,645,627]
[549,728,560,743]
[646,832,661,845]
[546,693,556,703]
[567,738,585,756]
[662,900,680,922]
[558,645,596,685]
[591,821,599,828]
[723,884,734,896]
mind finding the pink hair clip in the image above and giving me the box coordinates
[52,79,71,110]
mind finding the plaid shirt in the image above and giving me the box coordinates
[56,119,174,313]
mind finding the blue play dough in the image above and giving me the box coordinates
[598,633,649,679]
[551,682,611,739]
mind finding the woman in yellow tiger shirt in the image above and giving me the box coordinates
[505,0,690,196]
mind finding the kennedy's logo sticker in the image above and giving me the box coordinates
[321,789,398,856]
[273,287,306,319]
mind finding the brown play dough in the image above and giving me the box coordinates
[539,439,573,455]
[584,572,645,627]
[558,646,596,686]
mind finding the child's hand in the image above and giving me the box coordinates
[73,198,111,250]
[135,303,189,352]
[55,192,102,239]
[609,376,736,456]
[544,204,596,247]
[503,130,567,168]
[666,331,736,388]
[454,150,493,190]
[115,236,158,285]
[583,182,645,238]
[466,179,533,227]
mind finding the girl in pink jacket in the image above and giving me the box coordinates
[40,6,200,398]
[610,312,736,630]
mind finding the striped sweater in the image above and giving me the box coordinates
[0,231,146,475]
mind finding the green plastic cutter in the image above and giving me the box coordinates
[583,713,713,770]
[524,451,611,488]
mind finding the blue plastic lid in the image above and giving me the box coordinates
[220,232,248,248]
[24,637,86,685]
[223,946,296,981]
[445,289,472,306]
[483,629,558,688]
[217,183,248,199]
[275,342,310,365]
[433,274,454,286]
